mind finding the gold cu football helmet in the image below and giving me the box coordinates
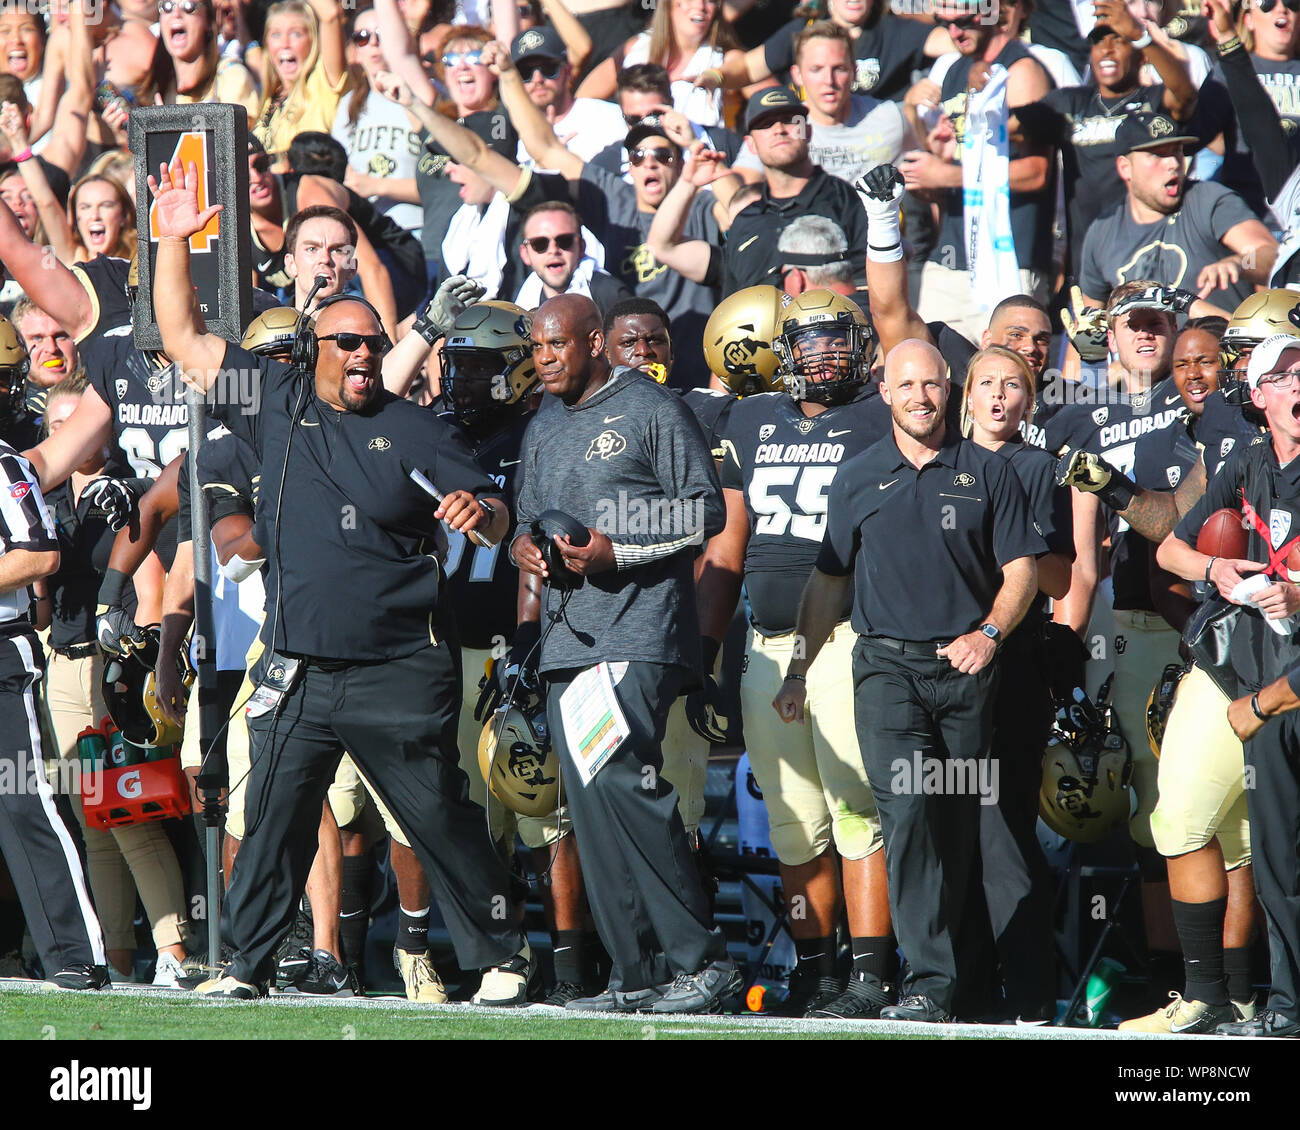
[477,699,562,818]
[443,301,538,427]
[241,306,310,360]
[702,285,788,395]
[1039,728,1134,843]
[1220,288,1300,393]
[1146,663,1189,761]
[773,288,875,405]
[102,627,196,748]
[0,314,30,428]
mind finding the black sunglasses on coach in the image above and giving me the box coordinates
[519,58,563,80]
[1257,0,1300,13]
[319,332,392,353]
[525,232,578,252]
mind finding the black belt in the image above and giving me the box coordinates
[54,642,98,660]
[865,636,945,656]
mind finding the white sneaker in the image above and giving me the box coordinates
[472,939,533,1007]
[152,952,187,988]
[393,947,448,1003]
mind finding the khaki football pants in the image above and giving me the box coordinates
[1110,608,1184,849]
[45,648,189,952]
[1150,663,1252,869]
[739,623,882,866]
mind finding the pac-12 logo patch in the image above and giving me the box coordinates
[10,481,30,500]
[115,379,128,400]
[1166,466,1181,487]
[1221,438,1235,458]
[1092,407,1109,426]
[759,424,775,442]
[368,437,391,451]
[586,430,627,461]
[953,472,976,487]
[1270,508,1292,549]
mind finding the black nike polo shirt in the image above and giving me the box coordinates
[817,427,1045,641]
[211,343,499,661]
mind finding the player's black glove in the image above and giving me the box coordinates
[853,164,905,263]
[685,636,729,744]
[84,476,148,532]
[1054,446,1135,510]
[95,567,146,656]
[1109,286,1196,321]
[475,620,542,721]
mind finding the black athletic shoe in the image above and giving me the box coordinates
[650,959,744,1014]
[280,949,359,997]
[809,974,895,1019]
[879,993,951,1023]
[565,984,670,1013]
[775,969,844,1017]
[46,963,110,991]
[541,980,585,1008]
[1216,1008,1300,1038]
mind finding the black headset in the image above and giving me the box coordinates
[530,509,591,590]
[290,292,392,372]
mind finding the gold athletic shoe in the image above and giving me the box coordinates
[1118,992,1234,1034]
[394,948,448,1004]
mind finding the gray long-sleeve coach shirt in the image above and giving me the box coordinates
[513,366,725,675]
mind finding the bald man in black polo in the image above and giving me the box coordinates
[774,339,1043,1023]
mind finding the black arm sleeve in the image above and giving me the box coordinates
[1217,44,1300,200]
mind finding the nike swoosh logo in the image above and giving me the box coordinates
[737,236,759,253]
[878,479,898,490]
[300,420,320,427]
[603,415,625,423]
[1165,394,1182,405]
[499,459,521,467]
[827,429,851,438]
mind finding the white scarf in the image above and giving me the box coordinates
[514,255,599,310]
[962,65,1021,315]
[441,193,511,299]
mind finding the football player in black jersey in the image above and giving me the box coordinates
[698,289,896,1019]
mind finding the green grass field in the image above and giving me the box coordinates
[0,981,1179,1041]
[0,984,900,1041]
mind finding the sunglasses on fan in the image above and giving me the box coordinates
[525,232,579,253]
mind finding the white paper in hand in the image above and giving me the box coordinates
[1232,572,1295,635]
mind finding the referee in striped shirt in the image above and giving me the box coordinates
[0,437,108,989]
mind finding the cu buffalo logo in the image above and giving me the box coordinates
[506,742,553,790]
[368,436,391,451]
[722,336,761,373]
[1290,303,1300,330]
[585,429,626,461]
[953,472,976,487]
[10,481,30,500]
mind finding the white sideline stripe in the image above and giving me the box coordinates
[12,635,107,966]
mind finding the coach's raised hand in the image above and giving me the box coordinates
[147,159,224,242]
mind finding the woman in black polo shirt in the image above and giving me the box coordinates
[961,344,1074,1022]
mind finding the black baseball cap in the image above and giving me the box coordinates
[1086,23,1120,41]
[511,25,565,63]
[1116,110,1197,153]
[744,86,807,132]
[625,116,678,155]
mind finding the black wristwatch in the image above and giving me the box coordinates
[979,623,1002,646]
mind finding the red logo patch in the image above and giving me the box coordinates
[10,482,29,500]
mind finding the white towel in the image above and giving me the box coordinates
[962,65,1021,317]
[441,193,511,299]
[513,255,599,310]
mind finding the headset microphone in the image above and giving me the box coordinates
[290,276,330,369]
